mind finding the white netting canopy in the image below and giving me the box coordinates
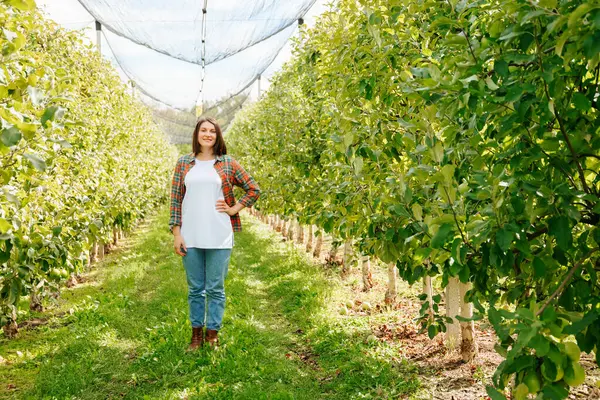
[37,0,325,142]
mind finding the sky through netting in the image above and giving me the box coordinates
[36,0,328,142]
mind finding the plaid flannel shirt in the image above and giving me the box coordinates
[169,153,260,233]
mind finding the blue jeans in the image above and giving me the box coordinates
[182,248,232,330]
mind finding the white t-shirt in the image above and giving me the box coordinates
[180,159,234,249]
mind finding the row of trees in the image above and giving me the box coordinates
[228,0,600,398]
[0,0,177,336]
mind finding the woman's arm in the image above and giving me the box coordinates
[169,159,184,232]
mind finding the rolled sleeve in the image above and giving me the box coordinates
[168,159,184,231]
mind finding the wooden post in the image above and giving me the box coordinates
[384,263,397,304]
[445,277,461,350]
[460,282,478,362]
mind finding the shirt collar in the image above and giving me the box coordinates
[186,153,223,163]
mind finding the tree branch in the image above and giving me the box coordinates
[442,186,477,253]
[536,248,600,316]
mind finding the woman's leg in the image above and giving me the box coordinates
[204,249,232,332]
[182,248,207,328]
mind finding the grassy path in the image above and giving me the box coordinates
[0,207,419,399]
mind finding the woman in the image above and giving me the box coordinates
[169,117,260,350]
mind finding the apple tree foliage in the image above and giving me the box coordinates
[0,0,177,329]
[228,0,600,397]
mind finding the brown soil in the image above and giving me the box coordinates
[257,213,600,400]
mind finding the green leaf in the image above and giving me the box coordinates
[548,215,572,251]
[24,153,47,172]
[486,386,507,400]
[431,224,452,249]
[0,218,11,234]
[563,311,598,335]
[568,4,593,28]
[505,355,535,374]
[494,60,509,78]
[496,228,514,252]
[533,257,546,278]
[440,164,455,184]
[427,324,439,339]
[1,126,22,147]
[538,0,556,8]
[412,203,423,221]
[542,383,569,400]
[529,334,550,357]
[593,227,600,245]
[7,0,36,11]
[572,93,591,111]
[41,106,65,128]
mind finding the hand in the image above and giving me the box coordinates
[174,235,187,256]
[216,199,237,216]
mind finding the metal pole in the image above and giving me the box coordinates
[95,21,101,54]
[257,75,261,99]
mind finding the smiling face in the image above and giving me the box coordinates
[197,121,217,150]
[192,117,227,156]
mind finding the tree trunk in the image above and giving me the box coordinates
[460,282,478,362]
[445,277,461,350]
[286,219,294,240]
[281,219,288,237]
[297,223,304,245]
[341,239,353,278]
[384,263,397,304]
[361,255,374,292]
[3,308,18,338]
[276,215,283,232]
[29,288,44,312]
[90,242,99,264]
[98,241,105,259]
[66,274,78,288]
[306,224,313,253]
[327,240,338,263]
[313,229,323,258]
[113,227,118,246]
[423,276,434,322]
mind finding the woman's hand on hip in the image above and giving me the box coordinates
[216,199,239,216]
[174,235,187,256]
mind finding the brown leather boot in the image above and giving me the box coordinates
[187,326,204,351]
[205,329,219,348]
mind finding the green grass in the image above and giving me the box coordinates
[0,207,420,399]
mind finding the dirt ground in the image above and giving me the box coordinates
[258,213,600,400]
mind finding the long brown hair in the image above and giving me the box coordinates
[192,117,227,156]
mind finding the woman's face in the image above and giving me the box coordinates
[197,121,217,149]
